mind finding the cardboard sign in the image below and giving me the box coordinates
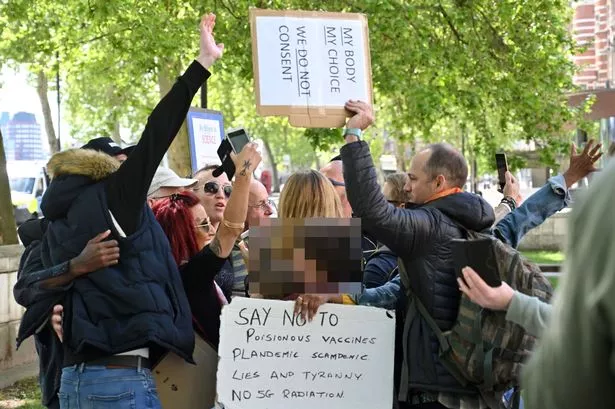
[217,298,394,409]
[187,108,224,174]
[249,9,373,128]
[153,334,219,409]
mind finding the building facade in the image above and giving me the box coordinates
[0,112,45,161]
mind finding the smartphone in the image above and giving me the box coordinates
[495,153,508,193]
[227,128,250,154]
[452,238,502,288]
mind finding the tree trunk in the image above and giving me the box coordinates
[0,130,18,245]
[112,120,122,145]
[158,61,192,177]
[36,70,59,153]
[262,138,280,193]
[396,141,407,172]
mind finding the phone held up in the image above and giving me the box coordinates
[213,128,251,180]
[495,153,508,193]
[452,238,502,288]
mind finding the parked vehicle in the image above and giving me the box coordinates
[7,161,48,225]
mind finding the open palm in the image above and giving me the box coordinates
[199,14,224,67]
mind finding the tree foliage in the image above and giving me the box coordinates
[0,0,583,173]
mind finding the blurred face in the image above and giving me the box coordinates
[190,203,213,249]
[247,181,273,228]
[193,170,231,226]
[405,150,439,205]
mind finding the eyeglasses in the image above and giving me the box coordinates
[200,181,232,198]
[248,199,276,212]
[195,220,212,234]
[328,178,345,187]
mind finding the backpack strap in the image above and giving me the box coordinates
[397,258,469,397]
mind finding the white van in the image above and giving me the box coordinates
[7,161,48,225]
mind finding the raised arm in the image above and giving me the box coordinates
[208,143,262,259]
[105,13,224,235]
[340,102,436,257]
[493,140,601,248]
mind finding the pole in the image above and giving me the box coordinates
[56,51,61,151]
[200,82,207,109]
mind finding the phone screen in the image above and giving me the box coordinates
[495,153,508,191]
[452,238,502,288]
[227,129,250,154]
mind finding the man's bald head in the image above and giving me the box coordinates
[246,179,273,228]
[319,160,352,218]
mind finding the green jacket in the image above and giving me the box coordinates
[523,161,615,409]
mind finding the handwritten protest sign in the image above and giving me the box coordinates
[187,108,224,174]
[249,9,373,128]
[217,298,394,409]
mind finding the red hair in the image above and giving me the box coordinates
[152,192,202,266]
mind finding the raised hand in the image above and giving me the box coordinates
[563,139,603,188]
[345,100,375,132]
[197,13,224,69]
[231,143,262,179]
[503,171,522,205]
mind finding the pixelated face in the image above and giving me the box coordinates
[248,218,363,297]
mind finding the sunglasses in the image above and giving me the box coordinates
[201,181,232,198]
[195,221,212,234]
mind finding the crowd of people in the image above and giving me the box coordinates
[11,11,615,409]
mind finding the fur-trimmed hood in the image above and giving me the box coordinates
[46,148,120,181]
[41,149,120,221]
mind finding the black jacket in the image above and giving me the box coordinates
[39,150,194,363]
[341,141,495,397]
[14,218,64,408]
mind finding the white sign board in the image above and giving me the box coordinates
[187,108,224,174]
[250,9,373,128]
[217,298,394,409]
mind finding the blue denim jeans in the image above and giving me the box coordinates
[58,364,161,409]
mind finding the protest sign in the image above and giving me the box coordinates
[187,108,224,174]
[249,9,373,128]
[217,298,394,409]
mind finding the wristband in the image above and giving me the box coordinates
[501,196,517,211]
[343,128,362,140]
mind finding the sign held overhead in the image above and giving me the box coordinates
[249,9,373,128]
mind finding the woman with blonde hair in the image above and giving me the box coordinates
[278,169,344,218]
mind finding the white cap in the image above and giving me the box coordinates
[148,167,198,197]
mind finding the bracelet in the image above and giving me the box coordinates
[223,219,245,230]
[501,196,517,211]
[343,128,362,140]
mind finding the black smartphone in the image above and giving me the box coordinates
[214,129,251,179]
[452,238,502,288]
[495,153,508,193]
[227,128,250,153]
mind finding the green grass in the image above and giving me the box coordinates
[521,250,564,265]
[0,377,44,409]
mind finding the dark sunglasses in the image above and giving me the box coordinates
[202,181,232,198]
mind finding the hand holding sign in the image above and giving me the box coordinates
[345,100,374,131]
